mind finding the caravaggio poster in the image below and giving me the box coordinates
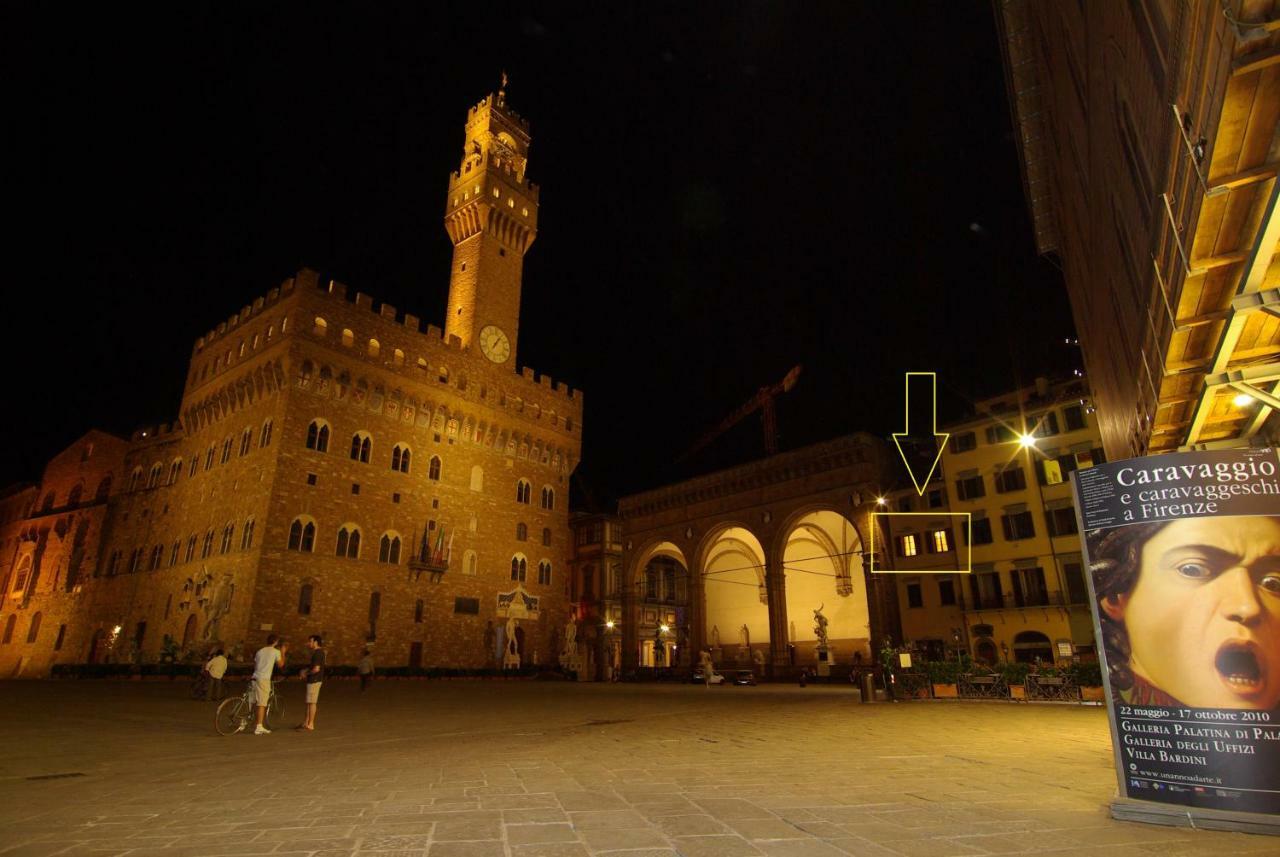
[1073,447,1280,821]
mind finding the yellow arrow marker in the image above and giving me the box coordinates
[891,372,949,497]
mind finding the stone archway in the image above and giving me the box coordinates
[623,541,691,673]
[777,509,871,671]
[696,525,768,669]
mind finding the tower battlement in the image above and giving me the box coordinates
[447,152,541,200]
[467,92,529,131]
[305,274,582,406]
[194,278,295,355]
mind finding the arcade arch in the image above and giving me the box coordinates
[777,509,871,666]
[698,525,768,662]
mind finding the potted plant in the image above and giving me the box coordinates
[1069,662,1105,701]
[999,662,1031,699]
[925,659,962,698]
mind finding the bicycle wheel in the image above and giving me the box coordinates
[215,697,250,735]
[266,689,284,729]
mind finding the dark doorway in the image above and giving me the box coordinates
[87,628,106,663]
[409,641,423,668]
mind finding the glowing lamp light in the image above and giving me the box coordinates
[876,496,887,506]
[1234,393,1255,407]
[1018,433,1037,449]
[659,624,670,633]
[112,625,122,635]
[605,620,615,630]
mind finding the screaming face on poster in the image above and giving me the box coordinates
[1074,447,1280,820]
[1089,516,1280,711]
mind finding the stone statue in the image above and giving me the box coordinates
[739,624,750,649]
[711,625,721,648]
[564,618,577,653]
[202,574,235,641]
[504,617,521,668]
[752,648,765,669]
[813,604,830,649]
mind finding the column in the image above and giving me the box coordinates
[765,560,789,674]
[621,586,639,672]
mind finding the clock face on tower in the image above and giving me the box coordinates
[478,325,511,364]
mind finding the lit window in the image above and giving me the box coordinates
[899,534,919,557]
[342,329,354,348]
[493,186,500,198]
[931,529,950,553]
[313,317,328,337]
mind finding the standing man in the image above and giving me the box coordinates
[252,634,287,735]
[205,648,228,701]
[297,635,325,731]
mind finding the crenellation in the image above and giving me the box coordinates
[354,291,372,310]
[403,313,420,332]
[522,368,534,381]
[539,374,551,389]
[379,303,396,320]
[426,323,442,340]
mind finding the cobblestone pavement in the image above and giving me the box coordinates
[0,680,1274,857]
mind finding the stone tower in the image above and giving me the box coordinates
[443,76,539,366]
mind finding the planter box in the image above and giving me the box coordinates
[932,683,958,698]
[1081,686,1105,702]
[1010,685,1026,700]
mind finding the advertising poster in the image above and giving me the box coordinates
[1073,448,1280,827]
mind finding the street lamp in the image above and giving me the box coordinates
[1017,433,1036,449]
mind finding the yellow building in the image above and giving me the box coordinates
[886,377,1104,666]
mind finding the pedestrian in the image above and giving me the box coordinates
[358,649,375,691]
[252,634,287,735]
[799,667,808,688]
[296,635,324,731]
[205,648,228,701]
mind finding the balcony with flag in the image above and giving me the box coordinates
[408,523,452,582]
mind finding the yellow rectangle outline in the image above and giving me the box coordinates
[870,511,972,574]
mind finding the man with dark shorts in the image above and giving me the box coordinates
[297,635,325,731]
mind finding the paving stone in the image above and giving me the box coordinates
[424,843,505,857]
[566,810,648,830]
[505,823,579,845]
[668,835,764,857]
[578,826,669,850]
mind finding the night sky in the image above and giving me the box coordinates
[7,2,1077,505]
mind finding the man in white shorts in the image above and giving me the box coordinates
[252,634,287,735]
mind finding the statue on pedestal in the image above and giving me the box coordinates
[813,604,829,650]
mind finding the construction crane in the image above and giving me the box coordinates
[676,365,802,464]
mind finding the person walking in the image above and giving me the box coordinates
[358,649,375,691]
[205,648,228,701]
[296,635,324,731]
[252,634,287,735]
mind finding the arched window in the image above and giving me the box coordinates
[428,456,442,481]
[128,548,143,573]
[391,444,411,473]
[189,457,199,478]
[220,523,235,554]
[201,529,215,558]
[336,525,361,558]
[26,612,41,644]
[94,475,112,501]
[306,420,330,452]
[204,446,215,470]
[516,479,531,504]
[313,317,328,337]
[416,357,429,373]
[538,560,552,586]
[239,427,253,456]
[541,486,555,510]
[438,365,449,384]
[298,583,314,615]
[393,348,405,366]
[67,483,84,506]
[260,419,273,448]
[170,541,181,567]
[168,460,182,485]
[146,464,163,489]
[464,550,478,576]
[470,465,483,492]
[542,527,551,546]
[241,518,255,550]
[2,614,15,644]
[341,328,354,347]
[288,517,316,552]
[220,436,233,464]
[368,339,380,357]
[185,535,198,563]
[12,556,31,591]
[106,551,121,576]
[516,523,528,541]
[149,544,164,570]
[1012,631,1055,664]
[510,555,528,582]
[414,599,424,623]
[128,468,143,492]
[378,533,402,564]
[350,432,372,463]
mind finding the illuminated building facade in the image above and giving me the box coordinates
[882,377,1105,664]
[0,86,582,675]
[996,0,1280,457]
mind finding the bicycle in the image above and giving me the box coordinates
[214,677,285,735]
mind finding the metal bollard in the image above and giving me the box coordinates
[860,671,876,702]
